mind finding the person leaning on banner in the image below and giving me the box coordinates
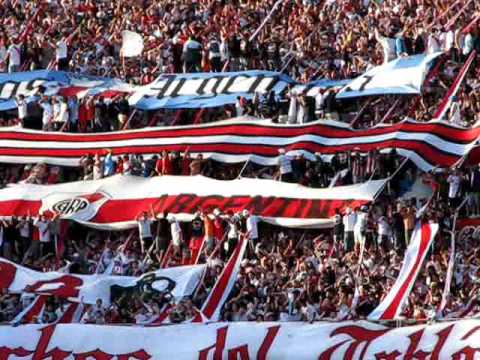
[277,148,293,182]
[182,35,202,73]
[137,210,157,254]
[113,94,130,129]
[342,207,356,254]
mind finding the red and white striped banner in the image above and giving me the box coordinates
[0,174,385,229]
[0,118,479,171]
[368,222,439,320]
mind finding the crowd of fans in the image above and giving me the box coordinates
[1,0,480,326]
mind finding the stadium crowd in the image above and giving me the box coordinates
[0,0,480,326]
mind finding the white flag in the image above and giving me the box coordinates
[121,30,144,58]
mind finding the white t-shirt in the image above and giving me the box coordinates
[34,219,50,243]
[40,102,53,125]
[343,213,356,232]
[16,99,28,119]
[278,155,292,174]
[246,215,259,239]
[138,219,153,238]
[56,40,68,60]
[19,221,29,237]
[447,175,461,198]
[354,212,367,233]
[7,44,21,65]
[171,221,182,246]
[377,218,391,236]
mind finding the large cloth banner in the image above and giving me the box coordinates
[129,70,293,110]
[337,52,442,99]
[0,174,385,229]
[0,71,133,111]
[1,320,480,359]
[368,222,439,320]
[0,117,478,171]
[0,258,205,305]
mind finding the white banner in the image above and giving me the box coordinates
[0,174,386,229]
[368,222,439,320]
[337,53,442,99]
[121,31,144,58]
[0,258,205,305]
[1,320,480,359]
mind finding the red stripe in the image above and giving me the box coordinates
[0,121,478,143]
[0,139,460,167]
[380,224,433,319]
[0,198,369,222]
[202,236,246,318]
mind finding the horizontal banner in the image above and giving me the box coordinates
[0,174,384,229]
[0,117,478,171]
[337,52,442,99]
[130,70,294,110]
[0,54,440,111]
[1,320,480,359]
[0,70,133,111]
[0,258,205,305]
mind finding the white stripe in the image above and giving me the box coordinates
[0,132,471,156]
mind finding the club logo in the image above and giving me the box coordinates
[40,191,111,222]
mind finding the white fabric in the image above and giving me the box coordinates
[0,174,386,230]
[121,31,144,58]
[2,320,480,358]
[337,53,443,99]
[0,257,205,306]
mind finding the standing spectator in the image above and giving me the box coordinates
[342,207,356,253]
[6,38,21,73]
[277,148,293,182]
[15,95,28,127]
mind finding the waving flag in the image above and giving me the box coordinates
[368,222,439,320]
[0,174,385,229]
[0,258,205,306]
[0,118,478,171]
[337,52,442,99]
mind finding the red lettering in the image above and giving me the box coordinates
[32,325,71,360]
[169,194,196,214]
[198,326,228,360]
[0,347,33,360]
[27,275,83,298]
[228,345,249,360]
[452,325,480,360]
[117,350,152,360]
[404,329,429,360]
[375,351,401,360]
[74,350,113,360]
[318,325,389,360]
[257,326,280,360]
[430,325,453,360]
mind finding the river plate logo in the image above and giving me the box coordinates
[39,191,111,222]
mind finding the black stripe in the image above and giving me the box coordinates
[169,78,187,98]
[155,75,176,99]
